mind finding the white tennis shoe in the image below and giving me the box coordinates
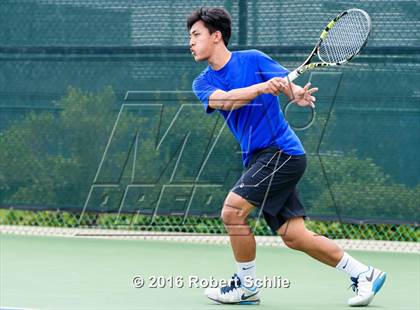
[205,274,260,305]
[348,266,387,307]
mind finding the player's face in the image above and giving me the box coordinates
[189,21,215,61]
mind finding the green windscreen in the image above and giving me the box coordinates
[0,0,418,225]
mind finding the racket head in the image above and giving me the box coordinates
[317,8,371,65]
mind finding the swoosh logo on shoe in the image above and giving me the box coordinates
[366,269,375,282]
[241,291,259,301]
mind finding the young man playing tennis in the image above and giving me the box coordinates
[187,7,386,307]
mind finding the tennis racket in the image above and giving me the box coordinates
[284,8,371,131]
[287,8,371,82]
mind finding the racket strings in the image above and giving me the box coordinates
[319,10,370,64]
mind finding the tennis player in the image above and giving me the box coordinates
[187,7,386,307]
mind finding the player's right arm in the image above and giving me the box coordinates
[209,77,287,111]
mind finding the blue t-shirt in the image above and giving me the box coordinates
[192,49,305,167]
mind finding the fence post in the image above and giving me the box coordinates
[238,0,248,46]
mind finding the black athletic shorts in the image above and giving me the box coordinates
[231,146,307,234]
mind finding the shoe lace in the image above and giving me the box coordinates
[220,274,241,294]
[349,277,358,293]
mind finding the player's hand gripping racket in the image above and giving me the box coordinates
[284,8,371,130]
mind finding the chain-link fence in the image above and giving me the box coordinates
[1,0,419,244]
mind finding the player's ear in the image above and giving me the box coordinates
[213,31,222,43]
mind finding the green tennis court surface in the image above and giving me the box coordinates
[1,234,418,310]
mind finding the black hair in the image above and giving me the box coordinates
[187,7,232,46]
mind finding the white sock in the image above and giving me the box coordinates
[336,252,369,278]
[236,259,256,288]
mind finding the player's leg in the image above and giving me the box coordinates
[278,217,387,306]
[278,216,343,266]
[204,148,284,305]
[204,191,260,304]
[221,191,256,263]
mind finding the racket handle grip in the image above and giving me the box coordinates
[286,69,300,83]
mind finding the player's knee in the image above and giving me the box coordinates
[221,206,252,236]
[281,234,305,251]
[220,206,245,225]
